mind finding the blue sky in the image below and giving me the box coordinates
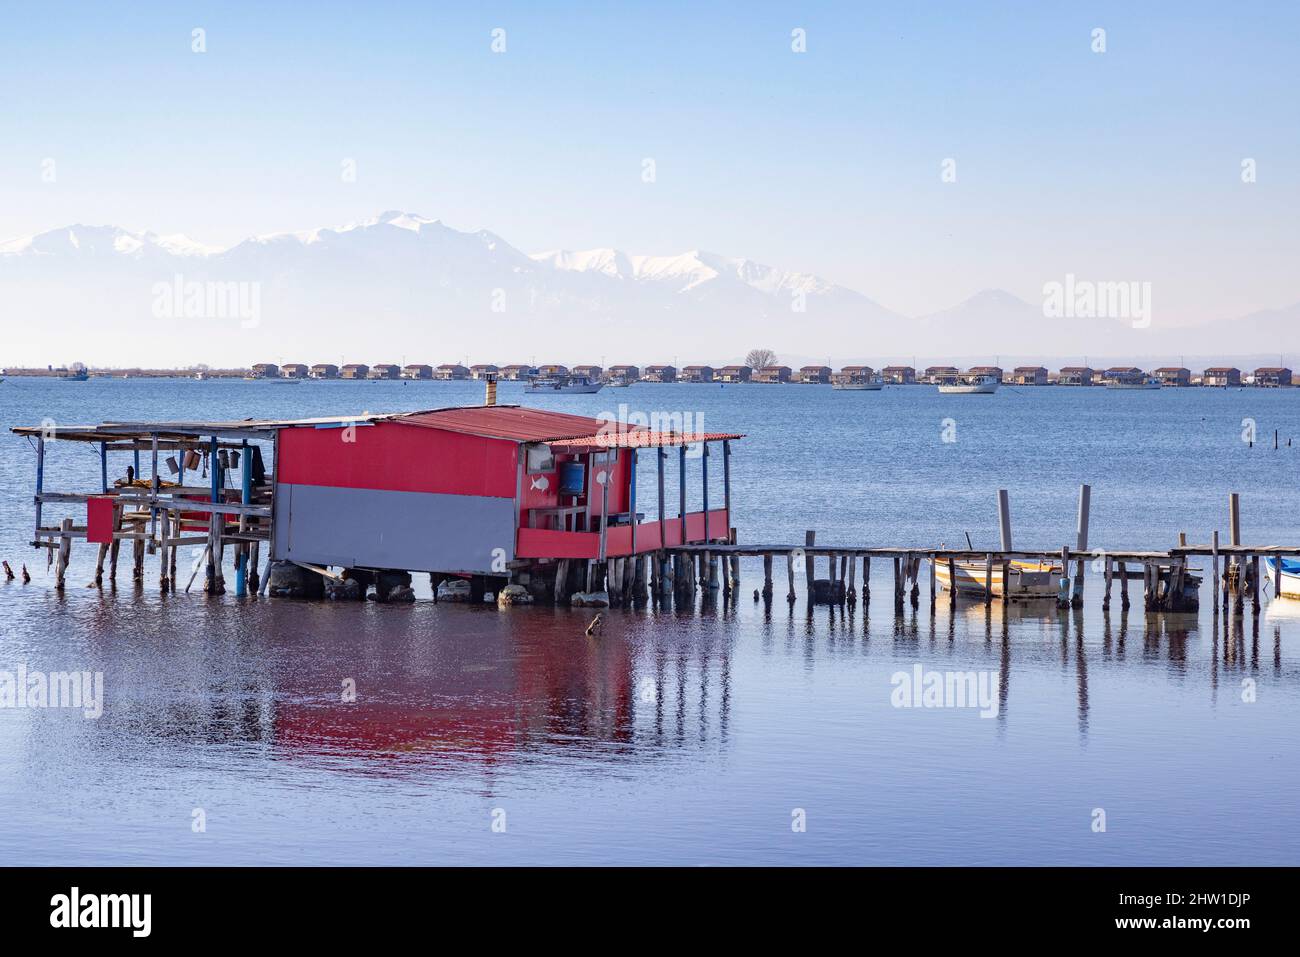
[1,1,1297,322]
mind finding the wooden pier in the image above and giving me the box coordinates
[10,414,1293,620]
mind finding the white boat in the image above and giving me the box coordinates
[1107,376,1160,390]
[269,378,302,385]
[1263,556,1300,599]
[937,374,999,394]
[832,375,883,391]
[605,376,633,388]
[933,557,1062,599]
[526,373,603,395]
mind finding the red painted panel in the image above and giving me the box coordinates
[86,496,114,544]
[516,527,600,559]
[278,422,517,498]
[514,509,728,559]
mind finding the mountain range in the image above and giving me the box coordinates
[1,211,1296,367]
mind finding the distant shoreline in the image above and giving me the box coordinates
[0,362,1290,388]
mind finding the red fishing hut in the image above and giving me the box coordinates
[13,403,742,599]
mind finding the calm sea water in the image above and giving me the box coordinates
[1,376,1298,865]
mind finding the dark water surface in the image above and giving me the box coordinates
[1,377,1298,864]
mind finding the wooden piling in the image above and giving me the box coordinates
[804,531,815,594]
[763,554,774,597]
[786,550,796,602]
[108,503,122,583]
[54,517,72,589]
[554,558,570,603]
[983,554,993,606]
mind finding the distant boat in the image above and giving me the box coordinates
[526,373,602,395]
[605,376,633,388]
[933,557,1062,600]
[269,378,302,385]
[1107,376,1161,390]
[57,369,89,381]
[938,374,998,394]
[193,371,209,380]
[832,375,883,391]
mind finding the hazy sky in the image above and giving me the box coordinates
[1,1,1297,322]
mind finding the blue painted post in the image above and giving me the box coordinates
[629,448,638,557]
[133,447,140,479]
[678,445,687,544]
[235,439,251,596]
[99,441,108,493]
[207,436,219,592]
[35,435,45,538]
[702,442,711,543]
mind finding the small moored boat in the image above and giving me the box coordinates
[526,373,603,395]
[937,373,999,394]
[1264,556,1300,599]
[832,374,883,391]
[1107,376,1161,390]
[933,557,1062,600]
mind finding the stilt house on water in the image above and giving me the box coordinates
[12,404,743,602]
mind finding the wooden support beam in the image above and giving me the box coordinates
[804,531,815,594]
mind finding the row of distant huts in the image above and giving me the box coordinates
[896,365,1294,387]
[245,362,1296,387]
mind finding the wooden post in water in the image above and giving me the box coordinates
[1102,556,1113,609]
[804,531,815,595]
[729,528,740,592]
[983,553,993,605]
[54,517,72,589]
[1059,546,1070,607]
[1118,560,1129,608]
[554,559,570,603]
[909,553,920,607]
[786,550,796,602]
[108,503,122,583]
[763,553,774,598]
[1211,531,1220,608]
[893,556,904,612]
[847,552,857,603]
[1251,554,1261,613]
[928,554,936,606]
[946,555,957,608]
[1072,484,1090,607]
[1229,492,1241,594]
[997,489,1012,551]
[1273,550,1283,597]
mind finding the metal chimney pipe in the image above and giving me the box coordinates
[484,372,498,406]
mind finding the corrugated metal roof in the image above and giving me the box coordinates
[396,406,610,442]
[11,405,744,448]
[550,430,744,451]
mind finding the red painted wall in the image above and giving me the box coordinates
[278,422,518,498]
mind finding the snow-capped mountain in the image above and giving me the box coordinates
[1,211,1297,366]
[0,211,906,366]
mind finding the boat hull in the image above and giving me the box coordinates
[937,382,998,394]
[1264,556,1300,599]
[526,382,603,394]
[933,558,1062,599]
[832,381,882,391]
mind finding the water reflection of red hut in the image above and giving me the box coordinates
[273,623,635,765]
